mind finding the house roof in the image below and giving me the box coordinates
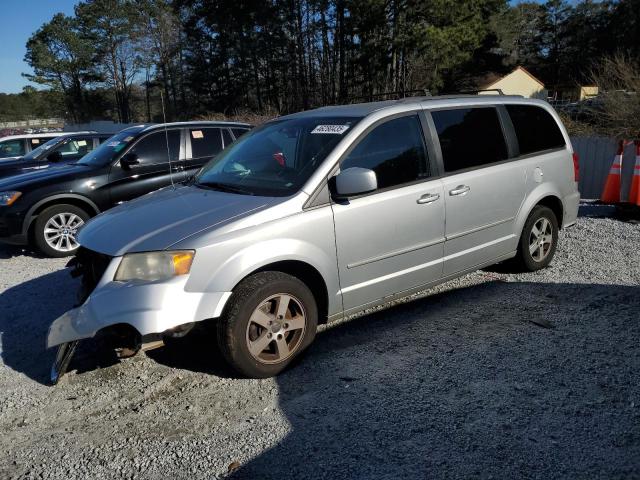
[483,66,545,89]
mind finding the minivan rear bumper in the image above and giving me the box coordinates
[562,190,580,228]
[47,257,232,348]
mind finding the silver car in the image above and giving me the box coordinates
[47,95,580,382]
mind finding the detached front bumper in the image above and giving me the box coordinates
[47,256,232,348]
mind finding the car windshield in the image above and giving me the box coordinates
[195,116,361,196]
[77,128,143,167]
[23,137,63,161]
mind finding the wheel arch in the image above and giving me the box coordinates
[233,260,330,325]
[535,195,563,229]
[23,194,100,236]
[516,185,565,239]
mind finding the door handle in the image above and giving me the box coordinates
[449,185,470,196]
[417,193,440,204]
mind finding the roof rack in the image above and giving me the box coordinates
[458,88,505,95]
[347,89,431,104]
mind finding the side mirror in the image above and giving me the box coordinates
[120,152,140,170]
[332,167,377,198]
[47,151,63,163]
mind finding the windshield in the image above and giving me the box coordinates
[195,116,361,196]
[22,137,64,161]
[78,128,143,167]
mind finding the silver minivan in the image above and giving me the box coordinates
[48,95,580,382]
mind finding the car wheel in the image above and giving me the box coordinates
[34,204,89,258]
[217,271,318,378]
[516,205,559,271]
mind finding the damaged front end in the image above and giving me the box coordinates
[47,248,231,385]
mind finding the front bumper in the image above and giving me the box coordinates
[0,212,28,245]
[47,256,232,348]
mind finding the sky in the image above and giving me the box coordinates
[0,0,555,95]
[0,0,77,94]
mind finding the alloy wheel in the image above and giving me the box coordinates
[245,293,306,365]
[44,213,84,253]
[528,217,553,262]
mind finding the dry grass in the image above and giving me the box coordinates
[197,107,279,126]
[589,55,640,140]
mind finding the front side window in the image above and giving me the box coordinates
[189,128,223,159]
[341,114,430,190]
[0,139,25,159]
[432,107,508,173]
[78,128,145,167]
[506,104,565,155]
[196,116,361,196]
[129,130,180,165]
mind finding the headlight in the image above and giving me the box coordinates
[114,251,195,282]
[0,191,21,206]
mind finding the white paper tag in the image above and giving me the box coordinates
[77,140,87,146]
[191,130,204,139]
[32,139,40,144]
[311,125,350,134]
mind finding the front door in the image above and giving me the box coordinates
[108,129,183,205]
[331,113,445,313]
[430,107,526,275]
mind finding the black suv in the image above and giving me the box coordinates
[0,132,113,179]
[0,121,251,257]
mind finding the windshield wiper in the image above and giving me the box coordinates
[195,181,254,195]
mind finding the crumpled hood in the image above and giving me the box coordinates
[77,185,275,256]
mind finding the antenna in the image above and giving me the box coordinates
[160,91,175,190]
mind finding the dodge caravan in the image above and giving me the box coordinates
[47,95,580,383]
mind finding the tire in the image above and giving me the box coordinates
[217,271,318,378]
[514,205,559,271]
[34,204,90,258]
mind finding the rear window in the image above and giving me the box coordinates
[190,128,223,159]
[432,107,508,173]
[0,139,26,158]
[506,105,565,155]
[231,128,250,139]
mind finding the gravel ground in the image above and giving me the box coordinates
[0,210,639,479]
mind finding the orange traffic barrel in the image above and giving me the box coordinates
[601,140,624,204]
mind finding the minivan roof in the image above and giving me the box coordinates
[279,94,542,120]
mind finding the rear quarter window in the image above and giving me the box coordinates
[506,105,565,155]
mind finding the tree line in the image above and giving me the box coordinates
[11,0,640,124]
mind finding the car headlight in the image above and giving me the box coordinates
[0,191,21,206]
[114,251,195,282]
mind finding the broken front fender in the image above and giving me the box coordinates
[47,276,232,348]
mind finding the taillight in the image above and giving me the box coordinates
[572,152,579,182]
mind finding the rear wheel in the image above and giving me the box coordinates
[515,205,559,271]
[217,271,318,378]
[34,204,89,257]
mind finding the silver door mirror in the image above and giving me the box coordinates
[333,167,377,198]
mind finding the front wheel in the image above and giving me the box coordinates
[515,205,559,271]
[217,272,318,378]
[34,204,89,257]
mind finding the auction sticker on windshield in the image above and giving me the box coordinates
[311,125,350,134]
